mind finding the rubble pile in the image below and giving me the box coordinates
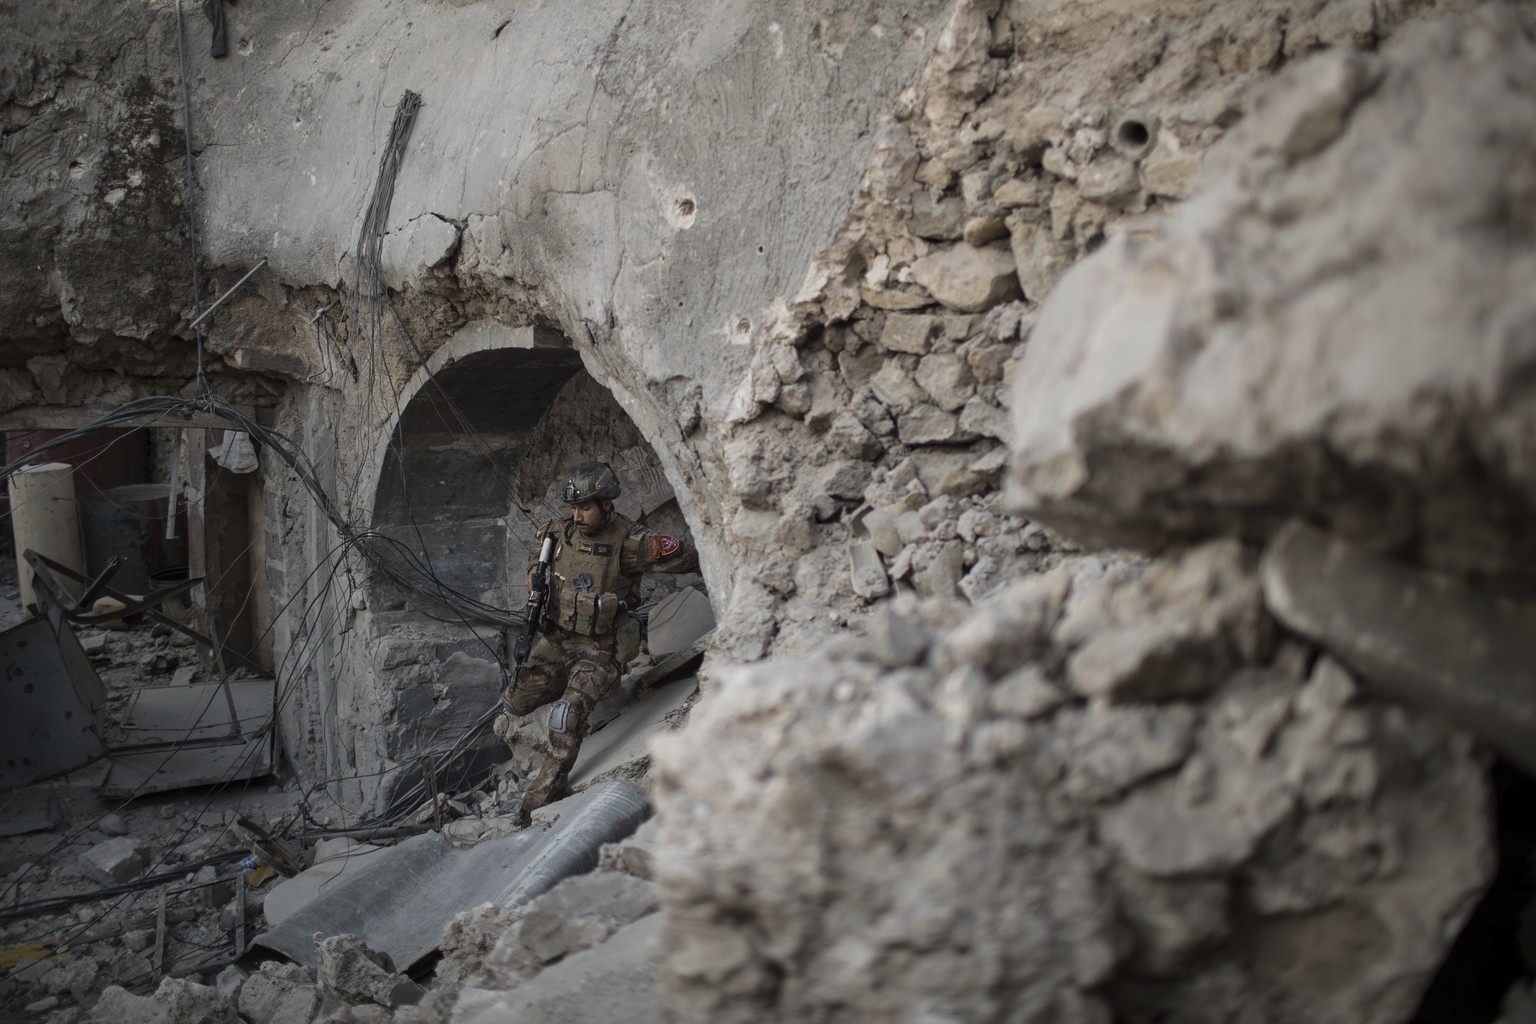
[1,0,1532,1021]
[654,549,1492,1022]
[653,5,1532,1023]
[2,819,668,1024]
[0,785,288,1022]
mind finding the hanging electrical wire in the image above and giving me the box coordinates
[0,25,580,993]
[0,45,606,976]
[351,89,422,402]
[0,397,525,630]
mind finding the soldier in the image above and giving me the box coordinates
[498,460,699,817]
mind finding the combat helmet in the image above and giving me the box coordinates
[561,461,621,505]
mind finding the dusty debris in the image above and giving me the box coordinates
[315,934,424,1009]
[2,0,1532,1021]
[236,961,320,1024]
[78,838,149,886]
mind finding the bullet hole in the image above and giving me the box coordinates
[757,245,765,253]
[1110,114,1157,159]
[729,315,754,345]
[664,187,698,229]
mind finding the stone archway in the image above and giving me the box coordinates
[349,322,706,813]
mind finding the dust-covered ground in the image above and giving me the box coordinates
[0,544,303,1017]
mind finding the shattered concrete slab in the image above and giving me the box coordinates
[247,781,649,974]
[1006,6,1536,587]
[653,547,1493,1024]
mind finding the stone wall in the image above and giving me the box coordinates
[651,2,1528,1022]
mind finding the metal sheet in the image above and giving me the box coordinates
[0,613,107,788]
[644,587,715,656]
[97,733,273,799]
[97,678,276,798]
[102,678,272,748]
[247,780,650,973]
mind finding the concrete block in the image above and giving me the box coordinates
[79,836,148,885]
[645,588,715,657]
[1262,520,1536,776]
[456,914,663,1024]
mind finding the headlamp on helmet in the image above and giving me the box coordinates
[561,461,622,505]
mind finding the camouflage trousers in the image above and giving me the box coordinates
[497,627,620,815]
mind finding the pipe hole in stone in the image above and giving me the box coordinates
[1118,120,1150,150]
[1111,114,1157,159]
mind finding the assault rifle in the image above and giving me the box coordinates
[505,534,555,705]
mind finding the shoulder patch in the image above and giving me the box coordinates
[648,534,682,559]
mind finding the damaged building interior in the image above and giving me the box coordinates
[2,0,1534,1021]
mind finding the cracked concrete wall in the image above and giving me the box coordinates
[178,0,960,617]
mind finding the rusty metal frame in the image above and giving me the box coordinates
[22,549,262,673]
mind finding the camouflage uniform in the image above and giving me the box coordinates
[500,510,697,814]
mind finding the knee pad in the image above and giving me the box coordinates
[548,699,572,734]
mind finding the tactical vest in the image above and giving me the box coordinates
[542,514,638,636]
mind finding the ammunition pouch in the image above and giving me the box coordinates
[556,586,622,637]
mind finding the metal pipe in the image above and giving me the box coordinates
[188,258,269,331]
[165,432,181,541]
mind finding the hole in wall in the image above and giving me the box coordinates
[1117,120,1150,150]
[1110,113,1158,159]
[663,186,697,229]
